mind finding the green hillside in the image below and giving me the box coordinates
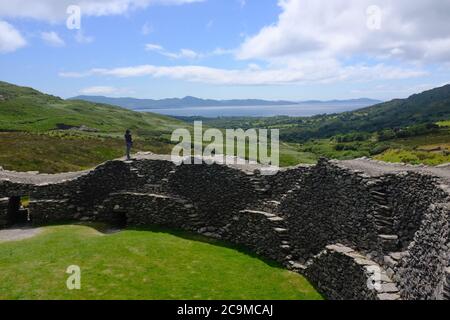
[0,81,189,173]
[194,85,450,166]
[0,81,187,137]
[1,81,449,172]
[199,84,450,142]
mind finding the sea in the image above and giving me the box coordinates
[140,103,371,118]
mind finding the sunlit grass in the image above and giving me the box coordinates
[374,149,450,166]
[0,225,322,300]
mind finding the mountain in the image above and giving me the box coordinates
[280,84,450,141]
[0,81,187,136]
[351,85,450,131]
[70,95,382,110]
[298,98,382,105]
[191,84,450,142]
[69,95,298,110]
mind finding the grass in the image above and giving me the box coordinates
[374,149,450,166]
[0,81,187,136]
[1,81,448,172]
[0,132,175,173]
[0,225,322,300]
[279,142,318,166]
[1,129,448,173]
[437,120,450,127]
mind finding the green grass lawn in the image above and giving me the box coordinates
[0,225,322,300]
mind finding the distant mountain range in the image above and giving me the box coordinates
[69,95,382,110]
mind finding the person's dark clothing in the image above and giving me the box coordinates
[125,133,133,144]
[125,132,133,160]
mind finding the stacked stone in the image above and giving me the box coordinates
[278,160,380,263]
[29,199,73,225]
[0,180,34,198]
[386,173,445,250]
[396,202,449,300]
[97,192,196,231]
[446,203,450,300]
[1,155,449,300]
[167,162,259,230]
[305,244,400,300]
[0,198,8,227]
[224,209,291,263]
[368,179,399,254]
[444,267,450,299]
[128,159,176,194]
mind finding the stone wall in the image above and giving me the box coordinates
[277,160,380,263]
[0,198,8,227]
[396,202,449,300]
[0,155,449,300]
[305,244,400,300]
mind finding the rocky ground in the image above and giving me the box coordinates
[0,226,43,242]
[1,153,449,186]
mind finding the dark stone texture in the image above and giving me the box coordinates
[0,155,449,300]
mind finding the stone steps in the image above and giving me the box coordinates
[240,208,293,262]
[249,176,271,194]
[305,244,401,300]
[442,266,450,300]
[378,234,400,252]
[286,260,307,272]
[369,186,401,253]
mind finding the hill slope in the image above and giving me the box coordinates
[0,81,187,137]
[70,95,299,110]
[71,95,381,111]
[347,84,450,132]
[0,81,190,173]
[206,84,450,141]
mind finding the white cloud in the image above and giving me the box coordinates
[60,62,426,85]
[0,20,26,53]
[79,85,131,95]
[75,30,94,44]
[41,31,65,47]
[141,22,153,35]
[145,43,202,59]
[0,0,205,22]
[237,0,450,64]
[145,43,164,51]
[80,86,116,95]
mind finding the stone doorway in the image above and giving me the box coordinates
[7,196,30,226]
[112,211,128,229]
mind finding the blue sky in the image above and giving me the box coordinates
[0,0,449,101]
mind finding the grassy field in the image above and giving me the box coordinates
[1,129,448,173]
[283,127,450,166]
[0,81,187,137]
[1,81,448,172]
[0,225,322,300]
[0,132,175,173]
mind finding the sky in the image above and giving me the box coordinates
[0,0,449,101]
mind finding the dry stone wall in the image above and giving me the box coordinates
[0,154,448,300]
[0,198,8,227]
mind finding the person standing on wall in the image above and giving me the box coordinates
[125,129,133,160]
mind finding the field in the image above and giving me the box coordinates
[0,132,174,173]
[0,225,322,300]
[1,81,449,173]
[1,127,449,173]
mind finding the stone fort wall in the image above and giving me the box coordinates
[0,155,448,300]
